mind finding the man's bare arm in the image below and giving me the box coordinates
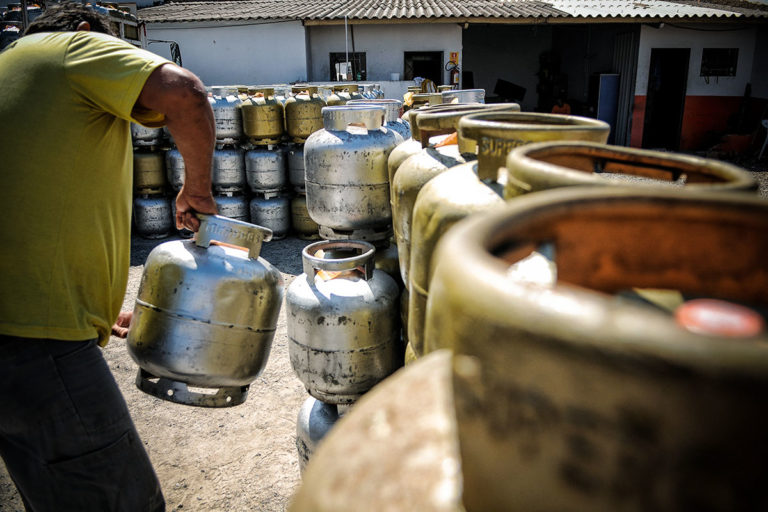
[134,64,217,231]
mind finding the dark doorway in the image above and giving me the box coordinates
[404,51,443,85]
[642,48,690,150]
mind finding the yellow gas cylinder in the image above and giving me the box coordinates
[290,194,320,240]
[327,85,350,106]
[284,86,326,144]
[503,140,758,198]
[408,112,610,358]
[133,148,167,194]
[425,187,768,512]
[241,87,285,145]
[391,103,521,286]
[347,84,364,101]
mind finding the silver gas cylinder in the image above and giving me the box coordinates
[165,147,185,191]
[214,190,250,223]
[128,215,283,407]
[347,99,410,141]
[133,193,172,240]
[296,396,342,473]
[131,123,164,147]
[304,105,403,242]
[212,146,246,191]
[287,240,401,404]
[287,145,306,192]
[249,191,291,240]
[441,88,485,104]
[209,87,243,145]
[245,146,287,193]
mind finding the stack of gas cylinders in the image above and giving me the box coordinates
[289,91,768,512]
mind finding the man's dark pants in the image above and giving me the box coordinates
[0,334,164,511]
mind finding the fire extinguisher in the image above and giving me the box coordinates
[446,60,460,87]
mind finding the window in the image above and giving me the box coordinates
[123,23,139,41]
[404,51,443,84]
[700,48,738,77]
[329,52,366,81]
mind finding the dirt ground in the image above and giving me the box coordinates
[1,158,767,512]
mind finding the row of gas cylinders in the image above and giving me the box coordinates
[124,93,767,511]
[289,101,768,512]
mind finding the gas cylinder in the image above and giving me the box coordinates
[212,146,246,192]
[241,87,285,145]
[208,87,243,145]
[131,123,164,147]
[347,99,411,141]
[425,187,768,512]
[410,93,442,110]
[128,215,283,407]
[347,84,364,101]
[373,240,402,290]
[287,145,306,192]
[304,105,402,242]
[133,193,172,239]
[284,86,326,143]
[408,112,610,358]
[296,396,341,473]
[287,240,401,404]
[440,88,485,104]
[289,350,461,512]
[133,148,167,194]
[165,147,185,191]
[214,190,250,223]
[391,103,521,285]
[290,194,320,240]
[245,146,287,193]
[249,191,291,240]
[326,85,351,106]
[503,140,758,198]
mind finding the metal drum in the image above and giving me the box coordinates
[289,350,462,512]
[503,140,758,198]
[304,105,402,242]
[284,86,326,143]
[407,112,610,358]
[425,188,768,512]
[165,147,185,191]
[440,88,485,104]
[209,87,243,145]
[133,193,172,240]
[212,146,246,191]
[249,191,290,240]
[287,145,306,192]
[348,98,411,141]
[287,240,401,404]
[128,215,283,407]
[133,148,166,194]
[290,194,319,240]
[214,190,249,222]
[241,87,285,145]
[131,123,164,146]
[391,103,521,285]
[245,146,287,193]
[296,396,341,473]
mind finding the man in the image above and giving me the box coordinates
[0,3,217,510]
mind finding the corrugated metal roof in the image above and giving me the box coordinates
[137,0,768,24]
[545,0,768,18]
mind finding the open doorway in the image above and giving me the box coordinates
[404,51,444,85]
[642,48,690,150]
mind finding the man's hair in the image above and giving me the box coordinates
[24,2,116,36]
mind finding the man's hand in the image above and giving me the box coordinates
[111,311,132,338]
[176,189,217,232]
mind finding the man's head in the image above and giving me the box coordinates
[24,2,115,37]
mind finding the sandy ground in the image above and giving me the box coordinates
[1,158,767,512]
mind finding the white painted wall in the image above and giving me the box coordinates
[145,21,307,86]
[306,23,462,84]
[636,24,756,96]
